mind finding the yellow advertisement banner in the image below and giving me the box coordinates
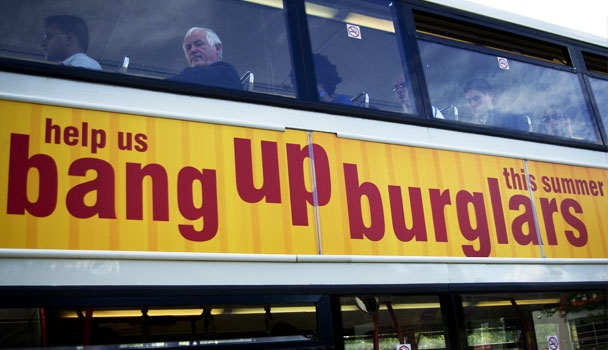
[0,100,317,254]
[1,100,607,258]
[312,132,608,258]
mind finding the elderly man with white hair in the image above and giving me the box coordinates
[168,27,242,90]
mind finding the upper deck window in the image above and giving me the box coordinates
[589,77,608,137]
[0,0,293,95]
[303,0,437,117]
[418,39,602,143]
[583,51,608,76]
[413,11,571,66]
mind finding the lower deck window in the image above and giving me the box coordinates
[340,295,445,349]
[462,291,608,350]
[0,303,318,348]
[1,289,605,349]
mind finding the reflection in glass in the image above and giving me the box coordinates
[313,53,353,105]
[40,15,102,70]
[0,0,293,95]
[0,303,318,347]
[305,0,418,113]
[341,295,445,349]
[463,78,530,131]
[462,290,608,350]
[589,77,608,138]
[541,105,576,138]
[418,39,601,142]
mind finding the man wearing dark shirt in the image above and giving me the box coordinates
[168,27,242,90]
[464,79,529,132]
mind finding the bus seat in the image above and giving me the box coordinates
[240,71,254,91]
[115,56,130,74]
[522,115,532,132]
[351,92,369,108]
[440,105,459,120]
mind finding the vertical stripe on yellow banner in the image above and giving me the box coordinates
[497,157,521,258]
[567,164,593,258]
[455,152,471,257]
[109,113,120,250]
[337,137,352,255]
[359,140,379,256]
[180,119,194,253]
[385,144,404,256]
[146,116,157,251]
[453,152,466,190]
[431,149,453,257]
[523,159,539,257]
[248,129,263,254]
[316,132,350,255]
[215,124,229,253]
[555,163,576,258]
[585,167,608,258]
[277,131,294,254]
[412,147,430,257]
[245,128,263,254]
[527,161,546,257]
[564,164,588,258]
[26,218,37,249]
[473,153,489,255]
[477,153,506,257]
[251,200,262,253]
[69,108,82,249]
[26,104,42,248]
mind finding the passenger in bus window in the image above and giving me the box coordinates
[40,15,101,70]
[463,79,530,132]
[167,27,242,90]
[393,73,444,118]
[541,105,575,138]
[313,54,352,105]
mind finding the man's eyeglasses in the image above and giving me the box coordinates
[392,82,407,92]
[465,95,482,104]
[43,32,66,41]
[543,113,563,122]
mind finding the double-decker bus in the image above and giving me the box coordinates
[0,0,606,349]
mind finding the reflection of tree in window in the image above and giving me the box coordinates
[541,290,607,348]
[418,39,601,141]
[589,77,608,132]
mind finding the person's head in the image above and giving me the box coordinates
[41,15,90,61]
[464,79,494,120]
[543,105,571,137]
[182,27,222,67]
[313,54,342,97]
[393,73,411,112]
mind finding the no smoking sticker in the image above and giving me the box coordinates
[547,335,560,350]
[347,23,361,39]
[497,56,510,70]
